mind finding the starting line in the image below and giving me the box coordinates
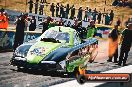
[50,65,132,87]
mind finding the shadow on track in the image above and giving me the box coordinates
[11,68,75,78]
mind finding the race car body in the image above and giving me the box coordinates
[11,26,98,73]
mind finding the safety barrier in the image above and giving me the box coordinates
[0,29,41,52]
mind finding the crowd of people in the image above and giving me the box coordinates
[27,0,115,26]
[28,0,47,14]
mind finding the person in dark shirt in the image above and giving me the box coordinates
[92,8,98,23]
[105,13,110,25]
[34,0,39,14]
[65,4,70,19]
[13,14,26,51]
[84,7,88,22]
[97,11,102,24]
[56,3,59,17]
[60,4,64,18]
[41,18,49,33]
[28,0,34,13]
[29,16,36,31]
[62,6,66,18]
[118,23,132,66]
[109,10,114,25]
[39,1,44,15]
[70,5,75,19]
[50,3,55,17]
[116,18,121,27]
[77,6,83,21]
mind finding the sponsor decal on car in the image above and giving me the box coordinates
[30,47,49,56]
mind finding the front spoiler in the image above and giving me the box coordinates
[10,58,59,71]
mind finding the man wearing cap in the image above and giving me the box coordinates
[118,23,132,66]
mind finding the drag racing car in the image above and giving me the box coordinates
[11,26,98,75]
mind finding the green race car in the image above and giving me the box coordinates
[11,26,98,74]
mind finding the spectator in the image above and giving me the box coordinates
[109,10,114,25]
[105,13,110,25]
[97,11,102,24]
[13,14,27,51]
[28,0,34,13]
[50,3,55,17]
[56,3,59,17]
[87,9,93,21]
[92,8,98,23]
[60,4,64,17]
[77,6,83,21]
[29,16,36,31]
[107,25,120,63]
[39,1,44,15]
[65,4,70,19]
[34,0,39,14]
[116,18,121,26]
[70,5,75,19]
[62,6,66,18]
[118,23,132,66]
[84,6,89,22]
[41,18,49,33]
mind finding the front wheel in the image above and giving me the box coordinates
[77,75,87,84]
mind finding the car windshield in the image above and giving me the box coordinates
[38,30,70,43]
